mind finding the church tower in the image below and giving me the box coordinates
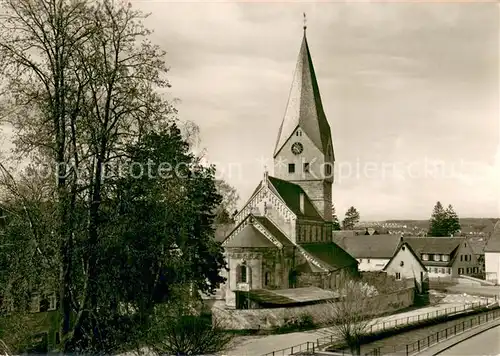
[273,19,335,222]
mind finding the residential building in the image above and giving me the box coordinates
[485,221,500,284]
[403,237,481,279]
[333,234,402,271]
[383,241,428,293]
[219,26,359,309]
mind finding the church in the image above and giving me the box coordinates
[220,24,359,309]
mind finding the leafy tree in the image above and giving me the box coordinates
[342,207,360,230]
[445,204,461,236]
[332,205,341,231]
[215,180,239,224]
[0,1,226,354]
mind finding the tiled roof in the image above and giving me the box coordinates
[267,176,323,220]
[247,287,337,306]
[223,224,277,248]
[383,242,428,272]
[300,242,358,271]
[403,237,463,256]
[274,33,332,158]
[223,215,293,248]
[467,237,487,255]
[253,216,293,247]
[485,221,500,253]
[332,234,402,259]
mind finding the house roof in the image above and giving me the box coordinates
[273,32,332,158]
[383,242,428,272]
[467,237,488,255]
[403,237,463,255]
[485,221,500,253]
[267,176,323,220]
[332,234,402,259]
[299,242,358,271]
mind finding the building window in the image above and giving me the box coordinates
[440,268,444,274]
[367,259,371,263]
[402,246,406,251]
[395,272,401,280]
[304,163,310,173]
[458,268,464,274]
[288,164,295,173]
[434,254,441,261]
[460,255,463,261]
[296,130,302,136]
[422,254,429,261]
[400,261,404,267]
[325,164,332,176]
[238,265,248,283]
[447,268,451,274]
[264,272,271,286]
[473,267,478,274]
[442,255,449,262]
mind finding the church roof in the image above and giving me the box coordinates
[223,214,293,248]
[267,176,323,220]
[274,31,332,158]
[223,223,276,248]
[300,242,358,271]
[485,221,500,253]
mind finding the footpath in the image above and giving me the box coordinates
[225,296,493,356]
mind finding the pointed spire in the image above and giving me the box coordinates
[303,12,307,33]
[274,22,333,158]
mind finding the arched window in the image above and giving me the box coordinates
[237,265,247,283]
[264,272,271,286]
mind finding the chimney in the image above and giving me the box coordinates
[299,193,305,214]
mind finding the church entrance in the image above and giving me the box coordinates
[235,291,250,309]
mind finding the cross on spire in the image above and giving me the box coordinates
[303,12,307,32]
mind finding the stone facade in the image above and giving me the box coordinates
[224,247,296,308]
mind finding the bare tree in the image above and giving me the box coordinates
[322,278,380,355]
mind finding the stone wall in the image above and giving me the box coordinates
[213,288,415,330]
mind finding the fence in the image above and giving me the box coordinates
[402,307,500,356]
[262,299,495,356]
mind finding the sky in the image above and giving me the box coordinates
[2,1,500,221]
[132,0,500,221]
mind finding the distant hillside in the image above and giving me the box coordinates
[362,218,499,234]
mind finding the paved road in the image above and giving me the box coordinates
[446,285,500,297]
[225,302,483,356]
[438,325,500,355]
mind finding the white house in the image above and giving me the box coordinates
[383,241,428,292]
[485,221,500,284]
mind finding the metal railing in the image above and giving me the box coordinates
[262,298,495,356]
[403,307,500,356]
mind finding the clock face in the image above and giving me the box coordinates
[291,142,304,155]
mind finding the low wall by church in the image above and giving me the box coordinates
[213,288,414,330]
